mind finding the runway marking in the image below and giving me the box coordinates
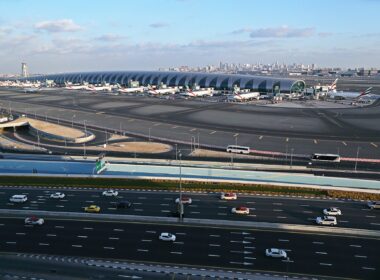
[312,241,324,245]
[259,135,263,140]
[315,251,327,255]
[209,244,221,247]
[314,139,318,144]
[286,138,289,142]
[342,141,347,146]
[370,142,378,148]
[137,249,149,252]
[319,263,332,266]
[208,254,220,257]
[103,247,114,250]
[349,244,362,248]
[190,128,197,132]
[209,131,216,135]
[170,251,183,255]
[233,133,239,137]
[77,236,87,238]
[362,267,376,270]
[365,215,376,218]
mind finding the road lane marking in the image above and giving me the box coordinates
[286,138,289,142]
[190,128,196,132]
[16,233,26,235]
[303,211,313,214]
[342,141,347,146]
[153,123,161,126]
[300,204,310,207]
[320,263,332,266]
[141,239,152,242]
[47,234,56,237]
[218,206,228,209]
[208,254,220,257]
[259,135,263,140]
[210,131,216,135]
[160,204,170,206]
[365,215,376,218]
[83,227,93,230]
[278,239,289,242]
[276,216,287,219]
[273,209,283,212]
[233,133,239,137]
[160,210,170,213]
[313,241,324,245]
[54,226,64,229]
[137,197,147,199]
[39,243,50,246]
[109,237,119,240]
[133,209,143,212]
[217,213,227,216]
[77,236,87,238]
[113,229,124,232]
[137,249,148,252]
[103,247,115,250]
[175,232,186,235]
[209,244,221,247]
[350,244,362,248]
[174,241,184,245]
[146,230,156,234]
[190,211,200,214]
[85,201,94,203]
[355,255,367,258]
[171,126,178,129]
[315,252,327,255]
[370,142,378,148]
[362,267,376,270]
[72,245,82,248]
[6,242,16,244]
[209,235,220,237]
[170,251,183,255]
[370,223,380,226]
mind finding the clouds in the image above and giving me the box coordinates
[149,22,169,28]
[34,19,82,33]
[94,34,127,42]
[249,26,315,38]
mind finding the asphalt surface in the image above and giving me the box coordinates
[1,89,380,159]
[0,217,379,279]
[1,187,379,230]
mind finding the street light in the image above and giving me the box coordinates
[175,144,178,161]
[179,151,183,221]
[354,146,361,172]
[72,114,76,127]
[83,120,87,136]
[148,127,151,141]
[290,148,294,168]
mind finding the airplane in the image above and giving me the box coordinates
[23,87,41,93]
[146,85,178,95]
[327,85,373,100]
[227,91,260,102]
[86,83,116,92]
[64,82,91,90]
[116,84,145,94]
[180,86,213,97]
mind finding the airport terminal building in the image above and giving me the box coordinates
[23,71,305,93]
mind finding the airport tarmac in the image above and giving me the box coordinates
[0,89,380,159]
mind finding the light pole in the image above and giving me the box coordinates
[83,120,87,136]
[354,146,361,172]
[234,134,238,146]
[72,114,76,127]
[175,144,178,161]
[148,127,151,141]
[197,131,200,149]
[290,148,294,168]
[179,152,183,221]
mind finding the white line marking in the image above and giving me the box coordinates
[72,245,82,248]
[315,252,327,255]
[113,229,124,232]
[109,237,119,240]
[208,254,220,257]
[350,244,362,248]
[320,263,332,266]
[170,251,183,254]
[355,255,367,258]
[103,247,114,250]
[16,233,26,235]
[47,234,56,237]
[141,239,152,242]
[278,239,289,242]
[362,267,375,270]
[209,244,221,247]
[83,227,93,230]
[137,249,149,252]
[39,243,50,246]
[77,236,87,238]
[313,241,324,245]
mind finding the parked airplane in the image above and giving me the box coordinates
[146,85,178,95]
[228,91,260,102]
[86,83,116,92]
[64,82,91,90]
[328,85,373,100]
[116,84,145,93]
[180,86,213,97]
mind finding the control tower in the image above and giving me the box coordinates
[21,62,28,77]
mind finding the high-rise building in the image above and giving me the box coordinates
[21,62,28,77]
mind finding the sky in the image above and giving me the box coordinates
[0,0,380,74]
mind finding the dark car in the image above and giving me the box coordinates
[116,201,132,209]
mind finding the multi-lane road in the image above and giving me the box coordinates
[0,217,379,279]
[1,187,379,230]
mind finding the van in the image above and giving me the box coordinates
[9,194,28,203]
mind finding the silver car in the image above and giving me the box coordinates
[367,201,380,209]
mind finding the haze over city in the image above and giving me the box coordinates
[1,0,380,73]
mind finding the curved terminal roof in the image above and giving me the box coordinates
[23,71,305,93]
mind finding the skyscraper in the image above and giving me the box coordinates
[21,62,28,77]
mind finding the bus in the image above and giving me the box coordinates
[310,153,340,163]
[226,145,250,154]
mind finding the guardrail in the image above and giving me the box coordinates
[1,209,379,238]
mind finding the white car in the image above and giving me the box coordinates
[220,192,237,200]
[50,192,65,199]
[25,217,44,225]
[9,195,28,203]
[175,197,192,204]
[231,206,250,215]
[316,216,337,226]
[323,207,342,216]
[102,190,118,197]
[159,232,176,242]
[265,248,287,259]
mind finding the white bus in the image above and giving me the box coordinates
[226,145,250,154]
[311,153,340,163]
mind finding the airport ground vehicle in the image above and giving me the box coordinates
[175,197,192,204]
[159,232,176,241]
[226,145,250,154]
[316,216,337,226]
[84,205,101,213]
[25,217,44,225]
[367,201,380,209]
[231,206,250,215]
[50,192,65,199]
[9,195,28,203]
[311,153,340,163]
[323,207,342,215]
[265,248,287,259]
[102,190,118,197]
[220,192,237,200]
[116,201,132,209]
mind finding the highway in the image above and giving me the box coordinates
[0,217,378,279]
[1,187,379,230]
[1,89,380,159]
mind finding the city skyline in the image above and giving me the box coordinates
[1,0,380,73]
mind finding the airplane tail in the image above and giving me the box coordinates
[329,78,338,90]
[357,87,372,98]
